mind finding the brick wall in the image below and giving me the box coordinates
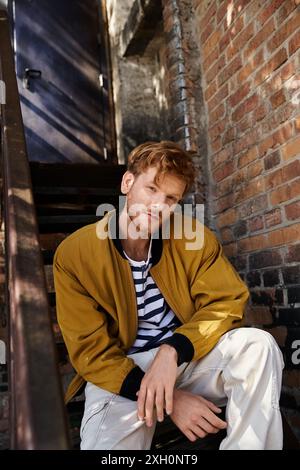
[190,0,300,438]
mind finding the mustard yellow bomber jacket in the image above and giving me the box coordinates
[53,210,249,403]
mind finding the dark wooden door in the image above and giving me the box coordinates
[12,0,115,164]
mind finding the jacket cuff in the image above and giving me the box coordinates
[119,366,145,401]
[160,333,194,366]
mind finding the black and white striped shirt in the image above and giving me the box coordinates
[124,238,181,354]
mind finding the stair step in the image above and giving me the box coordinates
[33,186,122,196]
[39,232,70,250]
[35,202,100,216]
[38,215,100,233]
[29,162,126,188]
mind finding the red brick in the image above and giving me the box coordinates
[218,170,245,197]
[201,21,214,44]
[233,128,259,156]
[205,80,217,101]
[289,29,300,56]
[277,0,299,25]
[235,178,265,204]
[266,160,300,189]
[295,116,300,133]
[270,178,300,205]
[249,215,264,232]
[212,147,231,168]
[213,160,235,182]
[217,0,249,25]
[237,49,264,83]
[217,208,237,228]
[238,234,267,252]
[264,150,281,170]
[237,115,253,134]
[262,102,295,135]
[220,227,233,243]
[258,0,285,26]
[203,30,221,60]
[259,122,294,157]
[268,222,300,247]
[285,201,300,220]
[232,94,259,122]
[245,18,275,58]
[272,121,294,146]
[254,48,288,87]
[282,135,300,161]
[268,11,300,53]
[203,48,219,73]
[228,81,251,107]
[222,127,235,145]
[254,103,268,122]
[209,119,226,141]
[211,136,222,153]
[227,21,255,61]
[270,88,286,109]
[214,193,235,213]
[206,55,226,83]
[218,55,242,86]
[261,60,296,96]
[244,305,273,326]
[216,0,231,24]
[209,103,226,123]
[207,83,228,112]
[219,15,244,53]
[265,326,287,348]
[223,242,237,258]
[247,160,264,179]
[265,208,282,228]
[199,1,217,32]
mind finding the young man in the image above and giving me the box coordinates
[53,141,284,450]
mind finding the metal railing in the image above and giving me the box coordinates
[0,8,69,449]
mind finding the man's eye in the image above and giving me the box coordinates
[148,186,156,191]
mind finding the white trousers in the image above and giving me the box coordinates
[80,327,285,450]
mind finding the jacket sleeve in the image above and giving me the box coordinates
[161,226,249,364]
[53,245,144,401]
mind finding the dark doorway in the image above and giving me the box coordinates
[10,0,116,164]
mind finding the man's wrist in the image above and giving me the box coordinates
[158,343,178,362]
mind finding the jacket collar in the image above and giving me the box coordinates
[108,208,163,266]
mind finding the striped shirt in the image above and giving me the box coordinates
[124,237,181,355]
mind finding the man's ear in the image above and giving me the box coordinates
[121,171,135,194]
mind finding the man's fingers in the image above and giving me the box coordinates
[137,386,146,421]
[191,424,208,439]
[145,389,155,427]
[197,417,220,434]
[203,408,227,429]
[155,389,165,422]
[200,396,222,413]
[164,387,173,415]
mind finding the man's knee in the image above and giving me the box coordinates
[231,327,284,367]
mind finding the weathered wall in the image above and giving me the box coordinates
[106,0,170,164]
[190,0,300,438]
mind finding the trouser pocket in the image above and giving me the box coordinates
[80,398,113,449]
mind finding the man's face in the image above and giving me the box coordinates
[121,166,186,236]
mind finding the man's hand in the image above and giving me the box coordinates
[170,389,227,442]
[137,344,178,427]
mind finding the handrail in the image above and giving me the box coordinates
[0,9,70,449]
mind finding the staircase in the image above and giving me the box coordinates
[30,161,125,447]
